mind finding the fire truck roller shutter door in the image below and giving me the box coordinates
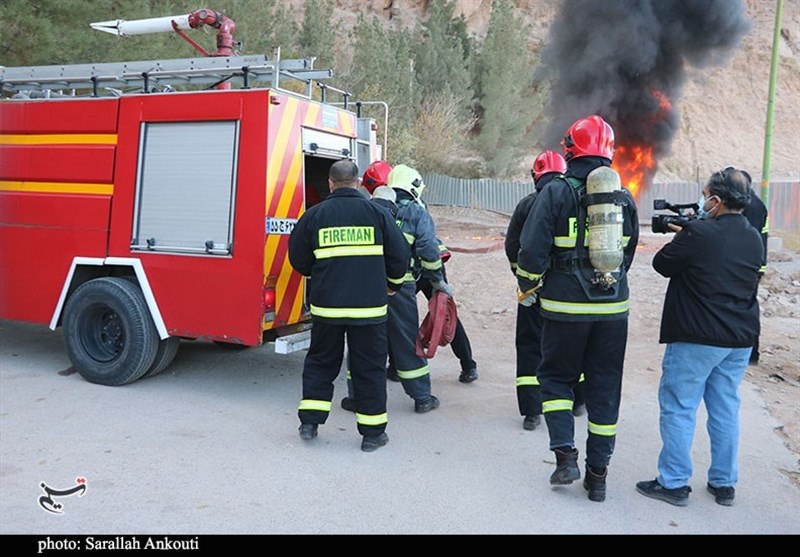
[62,277,160,386]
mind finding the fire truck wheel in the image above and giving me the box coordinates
[62,277,159,386]
[142,337,181,379]
[213,341,250,350]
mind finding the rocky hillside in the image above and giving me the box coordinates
[331,0,799,182]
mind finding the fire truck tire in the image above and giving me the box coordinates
[62,277,159,386]
[142,337,181,379]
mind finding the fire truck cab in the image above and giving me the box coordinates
[0,46,381,386]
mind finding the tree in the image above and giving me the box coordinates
[413,1,473,105]
[299,0,335,70]
[344,14,419,165]
[474,0,533,177]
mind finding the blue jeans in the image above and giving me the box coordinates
[657,342,751,489]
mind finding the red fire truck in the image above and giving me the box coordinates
[0,10,381,386]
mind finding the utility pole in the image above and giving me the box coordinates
[761,0,784,209]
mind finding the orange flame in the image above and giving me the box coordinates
[609,88,672,200]
[612,144,656,201]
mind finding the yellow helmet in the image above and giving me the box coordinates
[387,164,426,203]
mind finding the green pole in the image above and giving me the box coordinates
[761,0,784,209]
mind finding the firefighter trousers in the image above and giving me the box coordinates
[388,281,433,402]
[538,318,628,470]
[298,320,388,437]
[516,304,585,417]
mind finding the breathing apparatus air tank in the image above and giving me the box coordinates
[585,166,625,288]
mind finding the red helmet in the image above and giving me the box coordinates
[561,115,615,162]
[362,160,393,194]
[531,150,567,182]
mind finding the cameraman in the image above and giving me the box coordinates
[636,167,764,507]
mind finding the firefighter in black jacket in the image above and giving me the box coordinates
[384,164,447,413]
[288,160,410,452]
[740,170,768,364]
[506,150,586,432]
[516,115,639,502]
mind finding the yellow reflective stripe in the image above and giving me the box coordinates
[388,275,405,285]
[0,180,113,195]
[762,217,769,234]
[622,236,630,247]
[346,371,352,380]
[539,298,629,315]
[356,412,388,426]
[421,258,442,270]
[758,265,767,273]
[310,305,387,319]
[314,245,383,259]
[0,133,117,145]
[516,376,539,387]
[438,244,448,252]
[579,373,585,383]
[543,399,574,413]
[588,421,617,436]
[511,262,518,270]
[516,267,542,281]
[298,399,332,412]
[403,232,415,244]
[397,364,429,380]
[554,237,595,247]
[403,272,416,282]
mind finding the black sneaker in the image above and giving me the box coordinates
[414,395,440,413]
[340,397,356,413]
[361,432,389,452]
[523,415,541,431]
[636,479,691,507]
[459,368,478,383]
[707,483,735,506]
[298,423,318,441]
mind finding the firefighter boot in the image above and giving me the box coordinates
[583,466,607,502]
[550,447,580,485]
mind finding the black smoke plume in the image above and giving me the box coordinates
[538,0,751,167]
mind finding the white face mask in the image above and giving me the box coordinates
[697,193,718,219]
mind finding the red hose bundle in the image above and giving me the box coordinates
[416,291,457,359]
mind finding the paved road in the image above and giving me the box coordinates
[1,315,798,536]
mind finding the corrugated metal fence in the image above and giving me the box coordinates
[422,173,799,234]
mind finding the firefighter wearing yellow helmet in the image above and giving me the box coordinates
[382,164,444,413]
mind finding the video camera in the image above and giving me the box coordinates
[651,199,699,234]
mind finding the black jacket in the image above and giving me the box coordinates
[516,158,639,322]
[288,188,410,325]
[505,173,559,274]
[742,189,769,275]
[653,213,763,347]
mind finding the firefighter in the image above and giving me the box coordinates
[382,164,446,413]
[288,160,410,452]
[740,170,768,364]
[516,115,639,502]
[506,150,586,431]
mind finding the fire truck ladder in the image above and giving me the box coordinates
[0,48,333,98]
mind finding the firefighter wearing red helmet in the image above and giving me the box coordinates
[362,160,393,195]
[507,150,585,432]
[516,116,639,502]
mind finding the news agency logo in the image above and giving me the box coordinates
[38,477,87,514]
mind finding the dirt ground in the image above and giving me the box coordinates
[429,205,800,488]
